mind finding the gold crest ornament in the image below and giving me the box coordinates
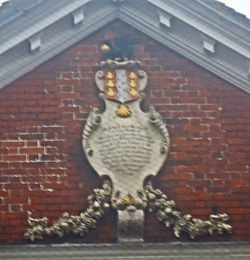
[116,104,132,118]
[100,44,111,53]
[129,88,138,97]
[107,72,114,79]
[107,88,116,97]
[123,194,135,206]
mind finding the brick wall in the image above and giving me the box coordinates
[0,21,250,244]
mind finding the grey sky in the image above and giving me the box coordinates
[222,0,250,18]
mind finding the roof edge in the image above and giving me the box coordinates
[0,0,249,93]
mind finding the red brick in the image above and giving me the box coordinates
[2,155,26,162]
[228,208,250,215]
[4,227,27,234]
[191,208,211,216]
[212,180,223,186]
[3,169,27,175]
[168,173,194,180]
[1,142,25,148]
[20,148,44,154]
[10,219,22,226]
[25,141,39,147]
[19,134,44,140]
[5,197,28,204]
[4,184,28,190]
[195,201,206,207]
[207,186,230,193]
[23,204,46,211]
[228,179,246,186]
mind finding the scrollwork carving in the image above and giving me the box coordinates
[138,70,146,79]
[96,70,104,79]
[149,106,170,154]
[82,107,101,156]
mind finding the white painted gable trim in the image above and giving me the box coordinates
[0,0,249,93]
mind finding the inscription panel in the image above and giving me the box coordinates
[95,125,154,176]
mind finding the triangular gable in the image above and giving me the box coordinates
[0,0,250,92]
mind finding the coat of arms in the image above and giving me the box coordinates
[83,59,170,209]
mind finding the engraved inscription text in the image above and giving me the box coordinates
[95,125,154,176]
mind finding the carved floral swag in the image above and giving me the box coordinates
[24,179,232,241]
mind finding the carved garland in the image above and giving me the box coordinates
[24,179,231,241]
[144,181,232,239]
[24,180,112,241]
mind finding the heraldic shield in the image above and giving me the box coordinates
[82,60,170,211]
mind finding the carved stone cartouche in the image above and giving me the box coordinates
[82,60,170,208]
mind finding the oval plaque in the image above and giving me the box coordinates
[83,61,169,207]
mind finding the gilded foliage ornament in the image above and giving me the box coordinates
[24,180,112,241]
[144,181,232,239]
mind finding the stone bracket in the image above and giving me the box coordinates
[159,10,172,29]
[72,8,85,25]
[28,33,42,53]
[202,34,216,54]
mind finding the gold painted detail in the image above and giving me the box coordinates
[129,79,137,88]
[100,44,111,53]
[107,80,115,88]
[128,72,138,97]
[107,72,114,79]
[129,72,137,79]
[24,180,112,241]
[129,88,138,97]
[107,88,116,97]
[116,104,132,118]
[123,194,135,206]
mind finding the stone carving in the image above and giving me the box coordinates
[24,178,232,241]
[117,206,144,243]
[24,180,112,241]
[149,106,170,154]
[83,60,169,208]
[145,181,232,239]
[82,107,102,156]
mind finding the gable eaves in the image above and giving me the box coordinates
[119,0,250,92]
[0,0,250,94]
[0,0,116,88]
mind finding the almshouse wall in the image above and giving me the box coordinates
[0,22,250,244]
